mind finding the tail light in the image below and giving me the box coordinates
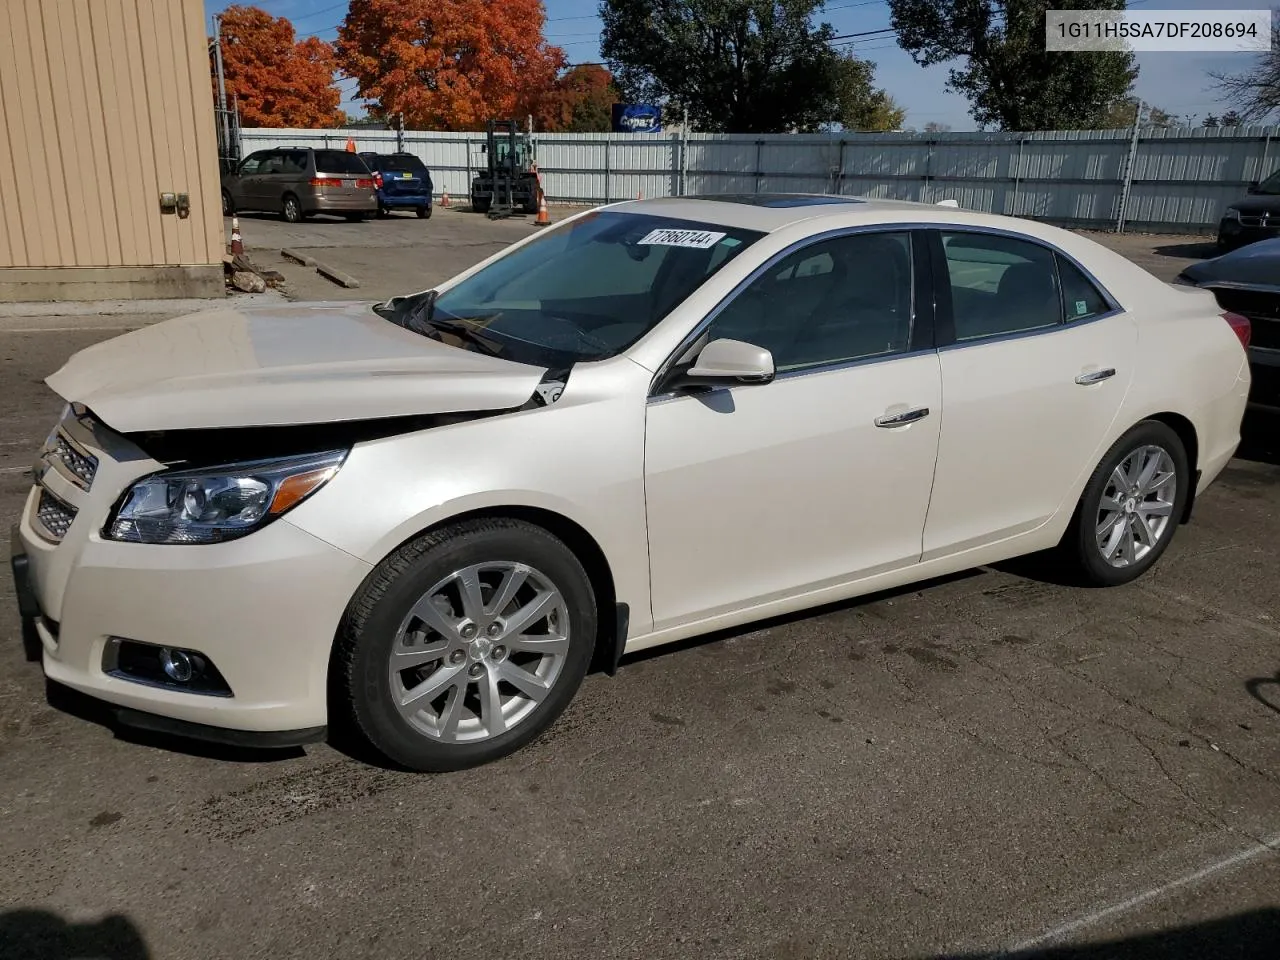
[373,173,383,189]
[309,177,336,188]
[356,178,375,189]
[1222,311,1251,349]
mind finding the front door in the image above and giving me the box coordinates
[921,228,1138,559]
[644,230,943,630]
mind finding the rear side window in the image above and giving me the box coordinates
[280,151,308,175]
[941,232,1062,341]
[376,154,428,173]
[1056,255,1111,321]
[314,150,369,175]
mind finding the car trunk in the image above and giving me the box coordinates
[313,150,373,201]
[378,157,430,199]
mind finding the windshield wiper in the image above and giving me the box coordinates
[420,315,504,356]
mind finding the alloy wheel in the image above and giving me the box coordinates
[388,561,570,743]
[1095,444,1177,568]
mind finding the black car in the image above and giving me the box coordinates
[1217,168,1280,252]
[1178,238,1280,410]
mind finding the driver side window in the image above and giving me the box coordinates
[237,153,265,176]
[705,231,914,373]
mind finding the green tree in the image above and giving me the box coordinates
[1202,114,1220,127]
[1099,99,1176,129]
[599,0,843,132]
[834,54,906,131]
[887,0,1137,131]
[1220,109,1244,126]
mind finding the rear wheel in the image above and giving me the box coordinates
[221,189,234,216]
[472,196,490,214]
[344,213,367,222]
[282,194,303,223]
[334,519,597,771]
[376,205,388,218]
[417,204,431,219]
[1063,420,1189,586]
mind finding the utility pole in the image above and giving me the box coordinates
[213,14,231,167]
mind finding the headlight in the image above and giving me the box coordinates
[106,450,347,545]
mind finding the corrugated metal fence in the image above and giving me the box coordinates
[240,125,1279,234]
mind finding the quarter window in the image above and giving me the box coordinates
[941,232,1061,340]
[1056,255,1111,321]
[706,231,914,373]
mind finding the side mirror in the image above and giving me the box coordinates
[683,338,775,386]
[1247,181,1260,194]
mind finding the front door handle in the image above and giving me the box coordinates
[875,406,930,428]
[1075,367,1116,385]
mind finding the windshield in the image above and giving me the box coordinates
[386,211,763,367]
[1257,169,1280,195]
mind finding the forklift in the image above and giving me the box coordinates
[471,119,540,218]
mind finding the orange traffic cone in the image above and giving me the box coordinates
[439,190,450,208]
[230,216,243,256]
[534,188,550,226]
[636,190,642,200]
[345,137,356,152]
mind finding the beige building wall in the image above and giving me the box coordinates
[0,0,224,301]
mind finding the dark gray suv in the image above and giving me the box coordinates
[221,148,378,222]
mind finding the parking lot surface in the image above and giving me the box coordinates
[2,210,1279,959]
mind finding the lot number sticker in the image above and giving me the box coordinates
[638,229,727,249]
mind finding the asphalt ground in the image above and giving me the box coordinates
[1,210,1278,960]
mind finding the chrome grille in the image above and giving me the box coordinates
[35,488,77,540]
[52,431,98,488]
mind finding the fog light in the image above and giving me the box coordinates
[160,647,194,682]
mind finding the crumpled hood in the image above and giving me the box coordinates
[46,300,547,432]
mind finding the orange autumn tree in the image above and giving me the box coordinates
[537,64,619,132]
[215,5,344,128]
[336,0,565,130]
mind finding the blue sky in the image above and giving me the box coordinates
[205,0,1274,129]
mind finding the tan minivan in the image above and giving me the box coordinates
[221,147,378,222]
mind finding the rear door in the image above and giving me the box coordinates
[921,228,1137,560]
[313,149,372,201]
[380,154,431,202]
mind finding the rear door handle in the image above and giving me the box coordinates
[1075,368,1116,385]
[875,406,930,428]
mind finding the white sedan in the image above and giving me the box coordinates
[12,195,1251,771]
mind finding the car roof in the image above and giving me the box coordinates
[605,194,1049,235]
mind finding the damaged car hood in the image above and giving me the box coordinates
[46,300,548,432]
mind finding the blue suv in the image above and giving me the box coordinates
[360,152,435,219]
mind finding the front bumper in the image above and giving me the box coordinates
[1218,218,1280,250]
[13,416,373,737]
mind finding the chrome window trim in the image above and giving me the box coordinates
[932,224,1125,350]
[647,223,927,401]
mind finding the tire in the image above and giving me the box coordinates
[1062,420,1189,587]
[344,213,367,222]
[416,204,432,219]
[376,205,388,218]
[282,194,303,223]
[472,197,490,214]
[333,518,597,772]
[221,189,234,216]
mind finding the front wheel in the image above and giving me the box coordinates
[1063,420,1189,586]
[221,190,234,216]
[333,519,597,771]
[416,205,431,219]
